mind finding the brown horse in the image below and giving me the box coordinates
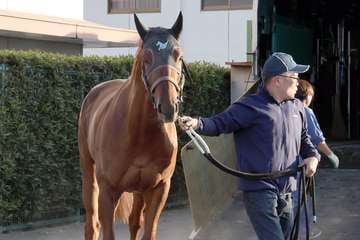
[78,13,184,240]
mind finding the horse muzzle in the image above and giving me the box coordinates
[156,102,179,123]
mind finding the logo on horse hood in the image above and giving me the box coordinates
[155,40,168,51]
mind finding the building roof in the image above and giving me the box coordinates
[0,9,139,48]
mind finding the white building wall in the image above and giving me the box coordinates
[0,0,83,19]
[83,0,258,66]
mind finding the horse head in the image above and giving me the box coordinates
[134,12,184,123]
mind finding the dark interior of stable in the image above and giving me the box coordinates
[258,0,360,140]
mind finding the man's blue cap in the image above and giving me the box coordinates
[261,52,309,79]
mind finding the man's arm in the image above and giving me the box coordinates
[178,102,258,136]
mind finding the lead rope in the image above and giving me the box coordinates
[290,167,307,240]
[184,128,299,180]
[290,171,318,240]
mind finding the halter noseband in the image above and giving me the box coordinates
[141,57,185,109]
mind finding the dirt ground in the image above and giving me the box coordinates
[0,207,193,240]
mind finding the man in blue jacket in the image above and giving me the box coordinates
[179,52,320,240]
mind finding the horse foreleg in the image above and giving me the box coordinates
[81,158,100,240]
[129,193,145,240]
[98,182,117,240]
[142,179,171,240]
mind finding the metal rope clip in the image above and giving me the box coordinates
[185,128,210,154]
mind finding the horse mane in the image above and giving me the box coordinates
[129,44,144,83]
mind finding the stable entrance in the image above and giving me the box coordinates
[258,0,360,140]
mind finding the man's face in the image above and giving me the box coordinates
[305,94,313,107]
[277,73,299,100]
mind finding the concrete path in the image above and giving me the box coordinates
[0,207,193,240]
[194,169,360,240]
[1,169,359,240]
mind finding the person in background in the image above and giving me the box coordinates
[294,79,340,239]
[178,52,320,240]
[295,79,339,168]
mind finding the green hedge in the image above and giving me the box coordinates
[0,50,230,225]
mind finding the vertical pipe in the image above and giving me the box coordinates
[331,23,347,139]
[347,31,351,139]
[227,0,231,61]
[316,38,320,83]
[336,24,340,95]
[341,21,345,87]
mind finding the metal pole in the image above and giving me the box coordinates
[342,22,345,91]
[336,24,340,95]
[227,0,231,61]
[347,30,351,139]
[316,38,320,83]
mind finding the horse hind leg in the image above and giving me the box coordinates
[128,193,145,240]
[80,154,100,240]
[142,179,171,240]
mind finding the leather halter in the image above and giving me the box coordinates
[139,28,185,110]
[141,54,185,109]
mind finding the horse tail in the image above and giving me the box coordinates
[115,192,134,224]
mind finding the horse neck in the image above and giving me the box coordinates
[127,74,158,126]
[124,55,167,132]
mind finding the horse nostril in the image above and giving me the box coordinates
[157,103,162,113]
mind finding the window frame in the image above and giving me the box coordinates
[201,0,253,11]
[108,0,161,14]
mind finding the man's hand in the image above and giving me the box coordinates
[178,116,199,130]
[302,157,319,177]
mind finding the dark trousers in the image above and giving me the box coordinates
[243,189,294,240]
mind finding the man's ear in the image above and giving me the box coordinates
[274,76,282,86]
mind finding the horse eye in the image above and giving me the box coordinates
[175,55,183,66]
[144,58,150,65]
[143,56,151,68]
[143,50,152,67]
[173,48,182,62]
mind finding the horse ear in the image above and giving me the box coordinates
[134,14,148,40]
[169,12,183,39]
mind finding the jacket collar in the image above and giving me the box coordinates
[257,84,280,104]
